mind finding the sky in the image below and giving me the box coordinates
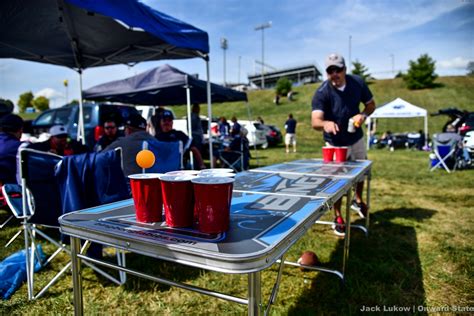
[0,0,473,109]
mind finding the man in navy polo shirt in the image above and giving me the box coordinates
[311,53,376,236]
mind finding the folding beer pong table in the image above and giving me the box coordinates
[59,159,372,315]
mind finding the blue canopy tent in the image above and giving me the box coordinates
[0,0,217,164]
[83,64,248,167]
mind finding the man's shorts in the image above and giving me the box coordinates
[326,137,367,161]
[285,133,296,145]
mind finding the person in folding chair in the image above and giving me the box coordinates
[219,127,250,172]
[155,109,207,170]
[0,114,24,185]
[311,52,376,237]
[0,114,24,221]
[104,114,157,177]
[430,126,463,172]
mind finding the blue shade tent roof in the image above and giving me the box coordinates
[0,0,209,70]
[83,64,248,105]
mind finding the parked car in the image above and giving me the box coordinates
[459,113,474,136]
[262,124,283,146]
[234,120,268,148]
[32,102,140,148]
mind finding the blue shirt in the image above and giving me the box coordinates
[0,132,21,184]
[285,118,297,134]
[312,75,373,146]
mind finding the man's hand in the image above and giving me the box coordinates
[323,121,339,135]
[352,113,367,128]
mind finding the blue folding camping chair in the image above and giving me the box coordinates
[430,132,462,173]
[142,139,183,173]
[2,148,128,300]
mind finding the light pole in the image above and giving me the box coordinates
[254,21,272,89]
[220,37,228,86]
[238,55,241,84]
[63,79,69,104]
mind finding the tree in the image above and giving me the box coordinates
[351,59,371,82]
[18,91,34,113]
[467,61,474,77]
[403,54,438,89]
[33,96,50,112]
[275,77,292,97]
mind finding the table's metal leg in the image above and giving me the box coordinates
[365,170,371,233]
[342,189,352,279]
[248,271,262,316]
[70,237,83,316]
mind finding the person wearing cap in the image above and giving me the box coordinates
[311,53,376,237]
[155,109,207,170]
[104,114,157,176]
[0,114,24,184]
[94,119,119,152]
[27,125,89,156]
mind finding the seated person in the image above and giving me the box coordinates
[105,114,157,177]
[0,114,24,185]
[220,128,250,170]
[155,110,206,170]
[27,125,89,156]
[94,120,119,152]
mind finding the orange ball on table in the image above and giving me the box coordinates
[136,149,155,169]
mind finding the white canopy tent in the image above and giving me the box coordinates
[367,98,428,149]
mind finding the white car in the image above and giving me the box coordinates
[234,120,268,148]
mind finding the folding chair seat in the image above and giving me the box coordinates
[430,132,462,173]
[218,135,249,172]
[0,181,16,230]
[142,139,183,173]
[2,148,128,300]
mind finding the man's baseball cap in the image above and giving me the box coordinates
[325,53,345,71]
[125,114,147,129]
[0,114,23,130]
[49,125,68,137]
[160,110,174,120]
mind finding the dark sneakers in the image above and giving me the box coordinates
[351,200,368,218]
[332,216,345,237]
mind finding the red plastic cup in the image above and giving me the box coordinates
[160,174,196,228]
[128,174,163,223]
[322,146,335,162]
[334,147,348,162]
[192,177,234,234]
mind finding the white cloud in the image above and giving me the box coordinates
[35,88,64,100]
[437,57,471,69]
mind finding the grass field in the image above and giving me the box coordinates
[1,76,473,314]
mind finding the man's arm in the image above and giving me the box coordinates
[353,99,376,127]
[311,110,339,135]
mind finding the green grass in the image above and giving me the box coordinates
[1,76,473,314]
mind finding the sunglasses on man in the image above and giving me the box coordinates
[104,125,116,130]
[326,66,344,75]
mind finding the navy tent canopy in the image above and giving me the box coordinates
[83,64,247,104]
[0,0,209,70]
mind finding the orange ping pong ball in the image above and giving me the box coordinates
[136,149,155,169]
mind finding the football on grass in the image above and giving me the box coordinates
[297,251,319,271]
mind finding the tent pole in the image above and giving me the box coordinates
[205,59,214,168]
[424,115,428,147]
[78,70,85,144]
[366,118,371,150]
[185,79,194,169]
